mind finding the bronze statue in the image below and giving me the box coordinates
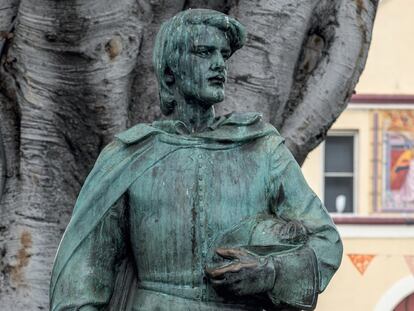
[50,9,342,311]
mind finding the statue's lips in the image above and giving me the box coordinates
[208,75,225,86]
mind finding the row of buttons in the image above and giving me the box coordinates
[197,151,208,300]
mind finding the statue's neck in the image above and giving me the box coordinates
[172,99,215,133]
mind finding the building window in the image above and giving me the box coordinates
[324,133,356,214]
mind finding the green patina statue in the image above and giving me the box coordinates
[50,9,342,311]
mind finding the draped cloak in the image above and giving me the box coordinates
[50,112,343,311]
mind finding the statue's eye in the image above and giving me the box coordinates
[193,47,212,57]
[222,52,231,60]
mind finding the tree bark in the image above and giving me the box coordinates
[0,0,378,309]
[280,0,379,164]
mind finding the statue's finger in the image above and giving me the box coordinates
[205,262,242,278]
[209,272,243,286]
[205,261,257,279]
[209,277,227,286]
[209,271,250,290]
[215,247,247,259]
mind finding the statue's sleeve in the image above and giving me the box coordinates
[266,138,343,310]
[51,196,128,311]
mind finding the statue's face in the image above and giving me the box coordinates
[174,25,231,108]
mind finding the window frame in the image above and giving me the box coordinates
[322,130,359,216]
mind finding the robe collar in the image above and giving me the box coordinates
[115,112,279,145]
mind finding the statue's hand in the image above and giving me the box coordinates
[205,247,276,296]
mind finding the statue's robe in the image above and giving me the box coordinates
[50,113,342,311]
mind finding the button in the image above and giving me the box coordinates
[198,154,203,159]
[199,176,203,181]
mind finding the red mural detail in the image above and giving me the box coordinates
[347,254,375,275]
[391,150,412,190]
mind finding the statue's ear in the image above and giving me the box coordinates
[164,67,175,86]
[159,66,177,116]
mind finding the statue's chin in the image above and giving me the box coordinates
[208,91,225,106]
[197,96,224,109]
[202,99,223,110]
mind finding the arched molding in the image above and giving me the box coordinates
[374,275,414,311]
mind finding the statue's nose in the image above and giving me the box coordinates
[210,51,225,71]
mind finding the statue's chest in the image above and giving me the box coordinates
[124,148,268,285]
[126,146,270,275]
[128,146,269,231]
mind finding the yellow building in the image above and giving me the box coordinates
[301,1,414,310]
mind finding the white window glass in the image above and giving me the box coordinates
[324,135,355,214]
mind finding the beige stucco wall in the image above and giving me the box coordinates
[316,237,414,311]
[356,0,414,94]
[301,145,323,198]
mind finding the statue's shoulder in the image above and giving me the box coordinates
[114,123,161,145]
[233,112,285,147]
[91,123,159,168]
[224,112,281,135]
[220,112,263,126]
[260,124,285,149]
[220,112,280,136]
[227,112,283,139]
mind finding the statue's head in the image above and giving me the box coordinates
[153,9,246,116]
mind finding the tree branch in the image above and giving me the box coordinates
[281,0,379,164]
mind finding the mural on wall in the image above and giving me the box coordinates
[383,110,414,211]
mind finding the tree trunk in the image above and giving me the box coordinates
[0,0,378,309]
